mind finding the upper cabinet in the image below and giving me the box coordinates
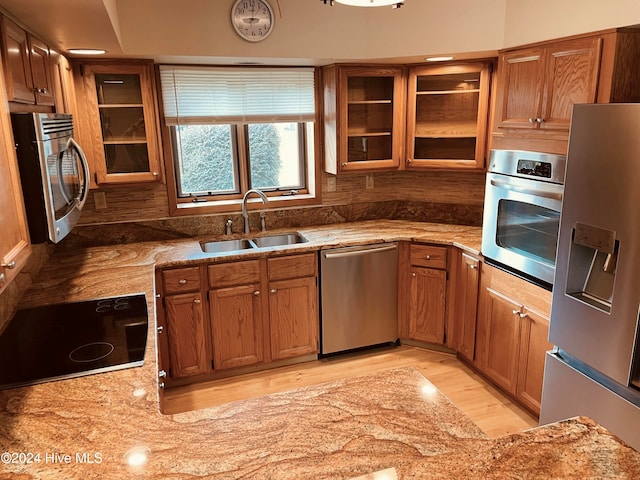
[322,65,406,174]
[406,62,491,170]
[0,54,31,295]
[492,28,640,155]
[0,16,54,106]
[76,61,163,185]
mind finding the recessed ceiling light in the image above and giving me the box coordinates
[68,48,107,55]
[425,56,454,62]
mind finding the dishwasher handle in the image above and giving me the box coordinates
[323,244,397,259]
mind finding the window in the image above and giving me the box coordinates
[159,66,316,210]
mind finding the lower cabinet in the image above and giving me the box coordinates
[452,251,481,363]
[156,253,319,387]
[475,262,553,415]
[399,242,449,345]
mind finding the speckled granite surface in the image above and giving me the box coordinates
[1,220,639,478]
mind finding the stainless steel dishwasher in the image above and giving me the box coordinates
[320,243,398,355]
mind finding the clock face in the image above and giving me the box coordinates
[231,0,274,42]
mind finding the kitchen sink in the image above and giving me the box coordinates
[200,238,253,254]
[200,233,307,254]
[250,233,308,248]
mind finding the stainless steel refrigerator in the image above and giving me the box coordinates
[540,104,640,451]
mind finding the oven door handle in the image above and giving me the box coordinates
[490,178,563,201]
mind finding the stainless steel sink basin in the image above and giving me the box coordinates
[200,238,253,254]
[200,232,307,254]
[250,233,308,248]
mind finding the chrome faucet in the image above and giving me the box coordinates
[241,189,269,234]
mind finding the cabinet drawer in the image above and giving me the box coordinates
[208,260,261,288]
[162,267,201,294]
[268,254,317,281]
[410,244,447,269]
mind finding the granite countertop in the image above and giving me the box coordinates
[1,220,639,478]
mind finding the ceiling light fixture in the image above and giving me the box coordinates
[68,48,107,55]
[322,0,404,8]
[425,56,454,62]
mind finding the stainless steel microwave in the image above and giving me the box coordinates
[11,113,89,244]
[481,149,566,289]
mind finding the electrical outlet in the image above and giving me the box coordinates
[366,173,374,189]
[94,191,108,210]
[327,176,337,192]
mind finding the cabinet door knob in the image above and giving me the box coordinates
[254,290,260,296]
[270,289,277,294]
[0,273,5,283]
[423,255,431,260]
[519,312,529,319]
[193,299,201,304]
[158,370,167,379]
[157,326,164,334]
[341,163,348,167]
[536,117,544,123]
[178,279,187,284]
[512,309,520,316]
[469,264,477,269]
[411,272,416,277]
[152,172,159,176]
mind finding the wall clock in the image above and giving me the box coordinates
[231,0,275,42]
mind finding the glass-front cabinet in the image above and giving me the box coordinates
[82,62,162,185]
[406,62,491,170]
[323,65,405,174]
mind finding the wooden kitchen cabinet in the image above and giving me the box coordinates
[0,16,55,106]
[0,54,31,295]
[452,251,481,363]
[399,243,449,345]
[158,267,210,381]
[406,62,491,170]
[267,254,318,360]
[322,64,405,174]
[208,260,265,370]
[492,28,640,155]
[475,262,552,415]
[77,61,162,185]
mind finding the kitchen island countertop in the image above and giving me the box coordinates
[1,219,639,479]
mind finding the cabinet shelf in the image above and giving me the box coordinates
[347,129,392,137]
[416,89,481,95]
[347,99,393,105]
[414,121,478,137]
[98,103,144,109]
[103,139,149,145]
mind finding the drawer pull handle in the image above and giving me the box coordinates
[512,309,520,316]
[178,279,187,284]
[193,299,201,304]
[2,261,16,269]
[423,255,431,260]
[519,312,529,319]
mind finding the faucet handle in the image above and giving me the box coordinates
[259,212,267,232]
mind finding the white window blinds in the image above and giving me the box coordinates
[159,65,315,125]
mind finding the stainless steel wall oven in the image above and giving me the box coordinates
[481,149,566,289]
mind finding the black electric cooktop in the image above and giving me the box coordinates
[0,294,148,390]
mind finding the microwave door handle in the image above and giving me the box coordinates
[490,178,563,201]
[67,137,91,209]
[56,151,74,204]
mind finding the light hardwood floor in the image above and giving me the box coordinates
[161,345,538,438]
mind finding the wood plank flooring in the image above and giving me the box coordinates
[161,345,538,438]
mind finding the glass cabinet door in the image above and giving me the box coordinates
[406,62,491,170]
[339,67,404,172]
[84,63,161,184]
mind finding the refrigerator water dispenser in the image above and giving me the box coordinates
[565,223,618,313]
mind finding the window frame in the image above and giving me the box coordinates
[158,66,322,216]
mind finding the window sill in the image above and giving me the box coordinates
[170,192,320,216]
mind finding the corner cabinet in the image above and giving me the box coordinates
[406,62,491,170]
[452,251,481,363]
[322,65,405,174]
[78,61,163,185]
[492,28,640,155]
